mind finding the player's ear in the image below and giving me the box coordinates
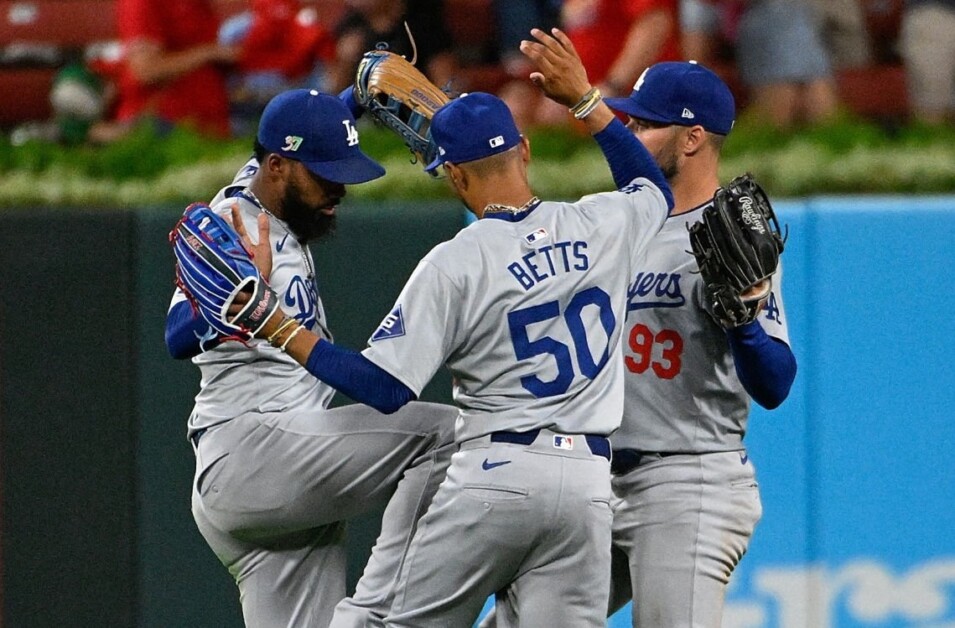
[682,125,707,156]
[265,153,286,175]
[446,162,465,190]
[519,136,531,164]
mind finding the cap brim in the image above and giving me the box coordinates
[303,150,385,184]
[603,96,673,126]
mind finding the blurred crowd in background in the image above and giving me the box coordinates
[2,0,953,146]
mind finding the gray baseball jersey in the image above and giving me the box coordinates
[608,200,790,627]
[615,201,790,453]
[170,190,335,431]
[364,185,668,442]
[362,181,668,627]
[176,161,460,628]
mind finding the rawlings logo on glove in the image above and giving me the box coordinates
[688,173,786,328]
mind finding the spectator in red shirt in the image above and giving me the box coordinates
[563,0,681,97]
[503,0,679,130]
[219,0,338,134]
[232,0,336,82]
[113,0,237,137]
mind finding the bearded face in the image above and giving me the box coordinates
[278,165,346,243]
[280,179,338,243]
[654,139,680,181]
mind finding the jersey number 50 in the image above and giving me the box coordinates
[508,286,616,398]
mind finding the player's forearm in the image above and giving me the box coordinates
[338,85,364,120]
[305,341,416,413]
[263,313,415,414]
[593,117,674,208]
[165,300,214,359]
[726,321,797,409]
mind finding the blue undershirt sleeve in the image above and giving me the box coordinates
[726,321,798,410]
[305,340,416,414]
[338,85,364,120]
[593,117,674,210]
[165,300,218,359]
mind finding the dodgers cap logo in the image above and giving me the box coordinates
[257,89,385,184]
[425,92,522,172]
[604,61,736,135]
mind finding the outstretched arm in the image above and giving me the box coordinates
[520,28,672,208]
[247,307,416,414]
[225,205,415,413]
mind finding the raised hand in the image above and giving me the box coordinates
[519,28,593,107]
[228,202,273,281]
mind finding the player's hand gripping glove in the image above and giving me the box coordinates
[170,203,280,341]
[688,173,786,328]
[354,49,449,172]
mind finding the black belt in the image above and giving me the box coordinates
[610,448,682,475]
[491,429,611,461]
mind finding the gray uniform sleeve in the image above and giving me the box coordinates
[362,256,464,396]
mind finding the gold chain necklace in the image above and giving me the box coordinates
[484,196,541,216]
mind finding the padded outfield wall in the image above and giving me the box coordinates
[0,196,953,627]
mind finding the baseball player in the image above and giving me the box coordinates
[226,89,674,626]
[165,89,459,627]
[519,31,798,627]
[603,61,797,628]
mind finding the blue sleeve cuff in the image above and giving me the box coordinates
[726,321,797,409]
[593,117,674,210]
[305,340,415,414]
[165,300,217,359]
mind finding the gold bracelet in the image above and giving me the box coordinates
[569,87,600,116]
[571,88,603,120]
[267,318,297,345]
[279,324,305,352]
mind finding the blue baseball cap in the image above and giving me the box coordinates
[257,89,385,184]
[604,61,735,135]
[425,92,521,172]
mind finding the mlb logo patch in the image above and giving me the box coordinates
[524,228,548,244]
[553,435,574,451]
[489,135,505,148]
[371,305,406,341]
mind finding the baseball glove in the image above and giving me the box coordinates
[688,173,786,328]
[170,202,280,341]
[354,49,449,171]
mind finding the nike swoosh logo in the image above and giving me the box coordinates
[276,233,290,252]
[482,459,512,471]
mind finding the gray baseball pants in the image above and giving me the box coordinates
[607,450,762,627]
[190,401,458,628]
[387,430,614,628]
